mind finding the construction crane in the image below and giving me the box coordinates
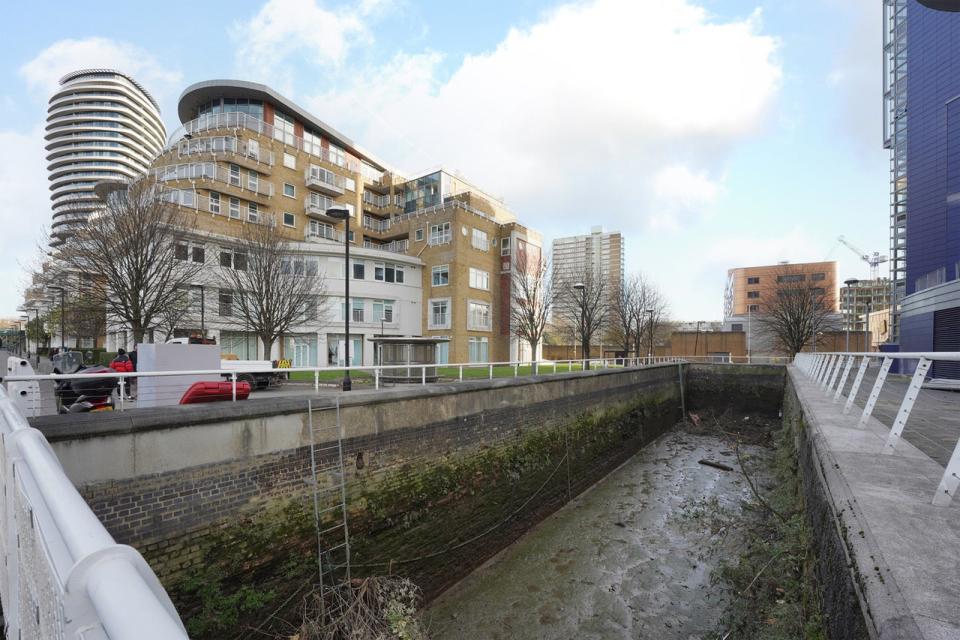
[837,236,889,280]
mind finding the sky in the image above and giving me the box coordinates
[0,0,889,321]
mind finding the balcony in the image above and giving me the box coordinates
[305,166,345,196]
[363,238,409,254]
[363,215,391,233]
[150,162,274,198]
[175,135,275,169]
[305,194,352,221]
[305,225,343,243]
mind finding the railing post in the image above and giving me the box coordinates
[375,367,380,390]
[314,370,319,392]
[882,357,931,454]
[833,356,855,402]
[858,356,893,428]
[459,365,463,382]
[819,355,836,388]
[118,377,125,412]
[422,365,426,385]
[827,354,845,392]
[514,363,518,377]
[813,354,826,380]
[844,356,872,414]
[231,372,237,402]
[933,437,960,506]
[489,364,493,379]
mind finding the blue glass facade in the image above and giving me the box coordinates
[899,2,960,360]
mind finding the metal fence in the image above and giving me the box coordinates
[0,383,188,639]
[2,357,694,417]
[793,351,960,507]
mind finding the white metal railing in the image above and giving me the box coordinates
[363,191,390,208]
[166,112,363,173]
[363,215,391,233]
[395,199,493,223]
[160,188,275,227]
[362,238,408,253]
[306,166,346,193]
[173,134,275,167]
[151,162,275,198]
[2,358,690,418]
[0,382,188,639]
[793,351,960,507]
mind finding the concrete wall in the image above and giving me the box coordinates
[38,366,683,607]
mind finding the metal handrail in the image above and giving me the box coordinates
[0,384,188,638]
[793,351,960,507]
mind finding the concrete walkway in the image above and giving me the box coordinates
[791,366,960,639]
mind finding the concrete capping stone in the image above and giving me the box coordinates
[31,364,680,443]
[787,367,924,640]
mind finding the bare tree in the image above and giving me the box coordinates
[510,251,556,370]
[216,222,327,359]
[757,266,835,356]
[629,274,669,359]
[611,275,639,357]
[51,180,203,344]
[562,276,606,368]
[155,286,195,343]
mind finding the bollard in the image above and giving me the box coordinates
[459,365,463,381]
[231,372,237,402]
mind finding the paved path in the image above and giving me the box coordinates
[793,367,960,639]
[836,361,960,466]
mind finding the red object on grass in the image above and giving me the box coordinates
[179,381,251,404]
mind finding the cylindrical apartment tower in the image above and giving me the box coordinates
[44,69,166,247]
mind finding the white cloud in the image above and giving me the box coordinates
[0,38,181,315]
[18,37,182,100]
[231,0,389,85]
[0,128,50,316]
[303,0,780,235]
[648,164,723,230]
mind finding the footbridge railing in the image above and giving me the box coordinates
[0,383,188,639]
[793,351,960,507]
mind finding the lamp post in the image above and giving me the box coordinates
[48,286,66,353]
[844,278,859,352]
[18,316,28,358]
[327,207,353,391]
[646,308,655,364]
[573,283,586,369]
[22,307,39,366]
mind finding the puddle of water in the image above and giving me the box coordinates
[426,429,769,639]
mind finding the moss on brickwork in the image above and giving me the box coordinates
[171,390,679,639]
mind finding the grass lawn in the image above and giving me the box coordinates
[285,361,617,384]
[287,370,373,382]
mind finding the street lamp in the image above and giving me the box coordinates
[573,283,586,368]
[646,308,655,363]
[48,285,65,353]
[326,207,353,391]
[21,307,39,367]
[844,278,859,352]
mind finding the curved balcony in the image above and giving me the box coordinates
[305,165,345,196]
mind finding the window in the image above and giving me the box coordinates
[429,222,451,245]
[373,299,394,322]
[192,246,205,263]
[747,276,760,284]
[174,243,188,261]
[432,264,449,286]
[283,183,295,198]
[811,273,826,282]
[777,274,805,283]
[747,291,760,299]
[218,290,233,317]
[229,164,241,187]
[468,337,489,363]
[353,262,365,280]
[811,287,825,295]
[303,296,318,321]
[247,170,258,191]
[209,191,221,213]
[352,299,364,322]
[246,139,259,160]
[429,299,450,329]
[376,262,404,283]
[283,212,295,227]
[469,268,490,290]
[748,304,760,312]
[472,228,489,251]
[501,237,511,256]
[247,202,259,223]
[274,111,296,146]
[415,228,424,242]
[306,257,319,277]
[436,341,449,365]
[731,323,744,332]
[219,248,246,270]
[229,197,240,219]
[468,301,492,331]
[283,152,296,169]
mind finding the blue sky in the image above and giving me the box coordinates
[0,0,888,321]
